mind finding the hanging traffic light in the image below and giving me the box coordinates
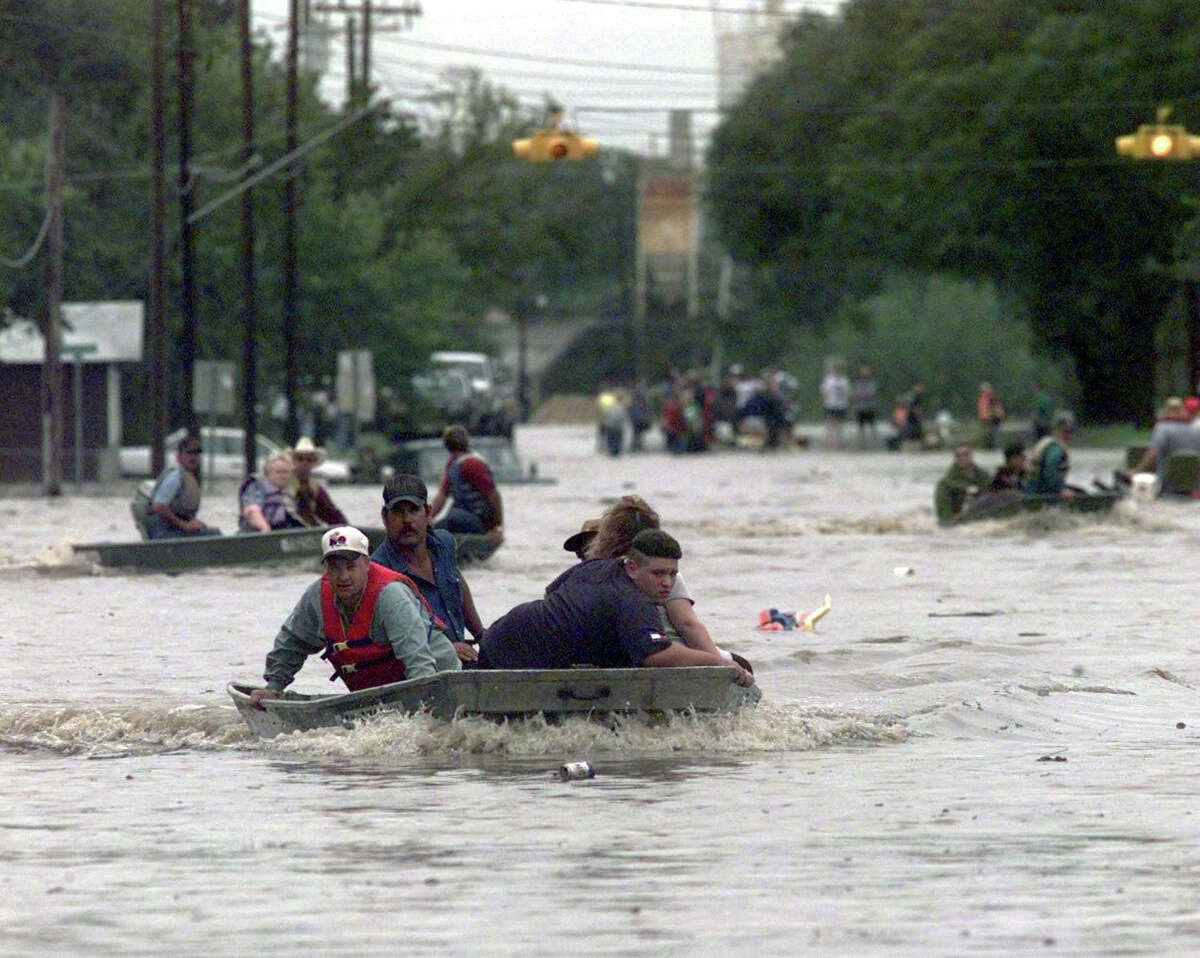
[1115,106,1200,160]
[512,129,599,162]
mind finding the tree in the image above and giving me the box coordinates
[706,0,1200,422]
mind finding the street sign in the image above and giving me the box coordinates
[194,360,236,415]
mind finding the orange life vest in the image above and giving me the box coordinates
[320,561,446,691]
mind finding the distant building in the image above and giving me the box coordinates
[0,301,143,482]
[714,0,787,110]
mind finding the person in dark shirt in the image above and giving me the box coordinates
[479,529,754,685]
[989,441,1028,492]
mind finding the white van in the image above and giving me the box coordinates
[430,351,497,398]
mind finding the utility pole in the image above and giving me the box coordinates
[238,0,258,475]
[282,0,301,444]
[311,1,421,105]
[43,90,65,496]
[149,0,168,477]
[178,0,198,436]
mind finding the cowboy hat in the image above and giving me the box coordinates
[288,436,327,465]
[562,518,600,555]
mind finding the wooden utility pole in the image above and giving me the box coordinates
[42,90,66,496]
[238,0,258,474]
[149,0,168,476]
[311,1,421,105]
[178,0,198,436]
[282,0,301,444]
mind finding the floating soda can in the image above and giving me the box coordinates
[559,761,596,781]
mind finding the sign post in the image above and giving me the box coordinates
[194,360,237,488]
[62,342,97,488]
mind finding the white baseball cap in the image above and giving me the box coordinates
[321,526,369,560]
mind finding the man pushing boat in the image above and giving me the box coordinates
[246,526,461,709]
[478,529,754,686]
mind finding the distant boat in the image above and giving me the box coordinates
[71,527,498,572]
[950,489,1123,525]
[228,666,762,737]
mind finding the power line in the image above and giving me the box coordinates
[379,34,717,75]
[0,202,53,269]
[554,0,838,13]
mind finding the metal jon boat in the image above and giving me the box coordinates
[228,666,762,737]
[951,489,1123,525]
[71,527,498,571]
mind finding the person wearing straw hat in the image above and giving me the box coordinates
[247,526,460,710]
[287,436,348,527]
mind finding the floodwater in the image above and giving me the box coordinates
[4,425,1200,956]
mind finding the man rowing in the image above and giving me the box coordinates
[246,526,460,709]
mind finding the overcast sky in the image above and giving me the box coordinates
[252,0,839,156]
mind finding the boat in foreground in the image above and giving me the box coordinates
[71,526,497,571]
[228,666,762,737]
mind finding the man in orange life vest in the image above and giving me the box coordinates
[247,526,461,709]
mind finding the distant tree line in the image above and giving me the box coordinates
[0,0,637,441]
[705,0,1200,424]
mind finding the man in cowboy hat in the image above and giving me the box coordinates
[247,526,461,709]
[288,436,348,527]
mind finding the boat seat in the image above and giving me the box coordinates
[1162,451,1200,496]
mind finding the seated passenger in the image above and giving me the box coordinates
[428,425,504,544]
[1128,397,1200,489]
[245,526,461,709]
[1028,411,1077,497]
[288,437,348,527]
[239,453,305,532]
[145,435,221,539]
[934,443,992,525]
[989,441,1028,492]
[479,529,753,686]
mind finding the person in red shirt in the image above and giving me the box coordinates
[429,424,504,544]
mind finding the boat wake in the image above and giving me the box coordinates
[677,512,931,538]
[0,702,253,756]
[0,700,906,759]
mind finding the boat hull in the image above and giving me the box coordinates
[952,490,1123,525]
[228,666,762,737]
[71,528,497,571]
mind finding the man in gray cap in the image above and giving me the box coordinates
[371,475,486,665]
[247,525,460,709]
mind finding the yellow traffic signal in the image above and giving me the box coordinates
[512,129,598,162]
[1115,107,1200,160]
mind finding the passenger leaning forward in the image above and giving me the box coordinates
[246,526,461,709]
[478,529,754,686]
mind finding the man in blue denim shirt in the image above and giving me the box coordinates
[371,474,485,664]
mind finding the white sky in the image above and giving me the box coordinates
[252,0,840,156]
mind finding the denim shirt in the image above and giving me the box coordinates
[371,529,466,641]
